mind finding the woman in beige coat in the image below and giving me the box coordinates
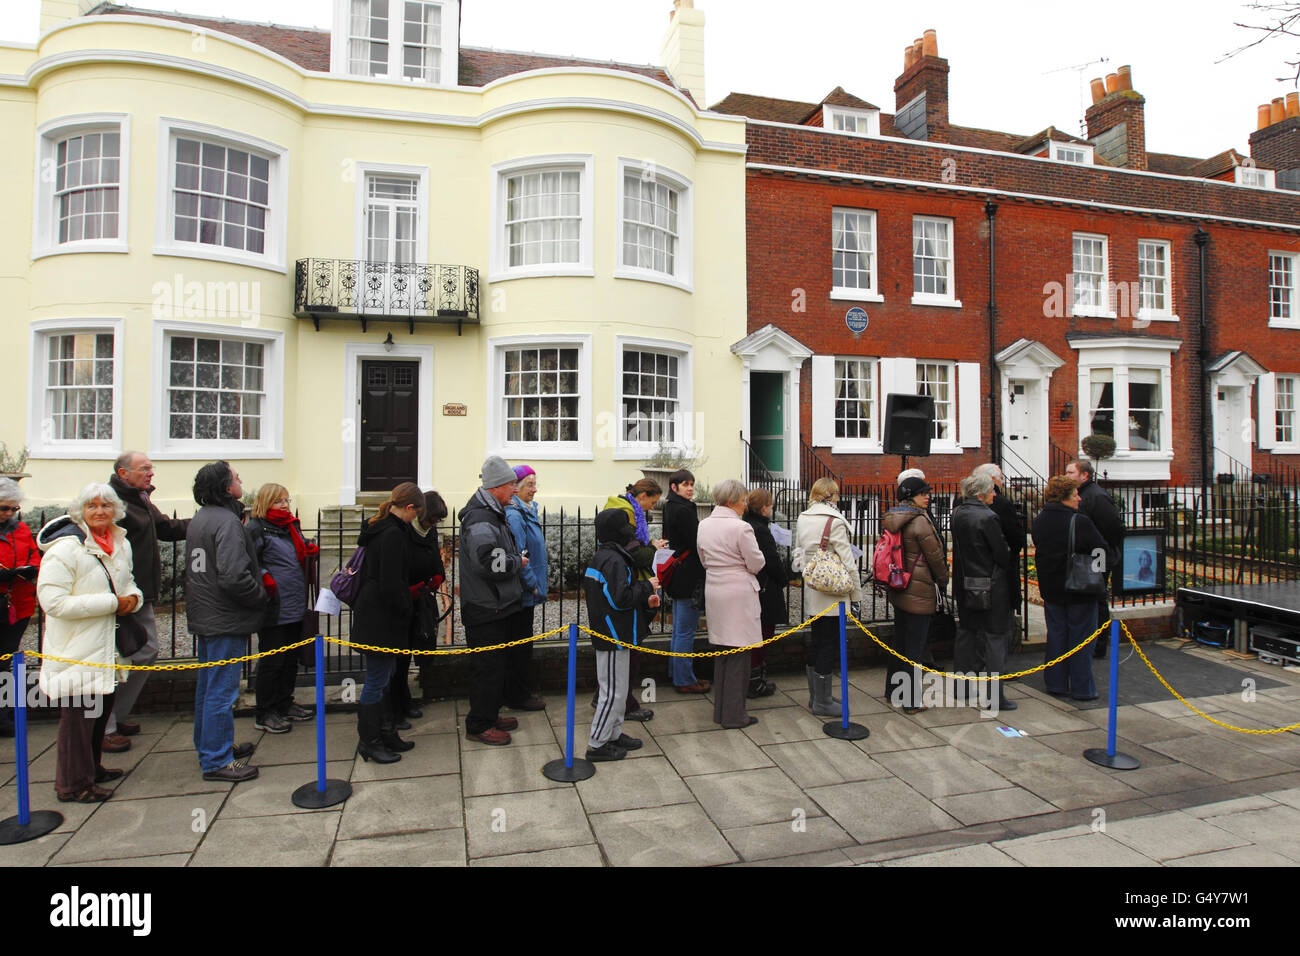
[794,478,862,716]
[36,483,142,802]
[696,479,765,729]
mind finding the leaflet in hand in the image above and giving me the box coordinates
[771,524,793,547]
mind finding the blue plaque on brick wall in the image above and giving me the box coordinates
[846,307,869,332]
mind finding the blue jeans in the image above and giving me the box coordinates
[1043,602,1097,698]
[670,598,701,687]
[360,653,396,705]
[193,635,247,773]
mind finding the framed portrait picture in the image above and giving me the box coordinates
[1115,529,1165,596]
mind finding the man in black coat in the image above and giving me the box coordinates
[662,469,709,693]
[105,452,190,751]
[1066,459,1125,657]
[951,474,1014,711]
[974,464,1026,616]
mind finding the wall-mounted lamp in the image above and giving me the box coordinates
[383,332,394,353]
[1059,401,1073,421]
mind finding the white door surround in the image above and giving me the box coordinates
[1208,351,1266,477]
[995,338,1064,480]
[731,324,813,481]
[340,340,434,504]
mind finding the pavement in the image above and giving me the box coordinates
[2,637,1299,867]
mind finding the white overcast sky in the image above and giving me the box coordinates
[9,0,1298,159]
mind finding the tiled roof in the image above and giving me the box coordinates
[1013,125,1092,152]
[1146,152,1203,176]
[709,92,820,124]
[820,86,879,112]
[89,4,684,95]
[1188,149,1259,178]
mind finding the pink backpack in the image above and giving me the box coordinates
[871,527,921,590]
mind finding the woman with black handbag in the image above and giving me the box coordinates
[408,491,449,709]
[1030,476,1109,701]
[951,473,1013,710]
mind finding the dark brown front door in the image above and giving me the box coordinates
[360,360,418,491]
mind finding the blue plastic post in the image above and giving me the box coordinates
[1106,619,1120,757]
[565,622,578,769]
[838,602,850,728]
[314,634,327,793]
[14,651,29,825]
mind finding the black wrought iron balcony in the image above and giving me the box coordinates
[294,258,480,333]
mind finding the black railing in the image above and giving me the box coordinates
[800,438,841,490]
[294,258,480,332]
[999,440,1047,483]
[1050,440,1074,478]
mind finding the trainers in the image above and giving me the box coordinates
[254,713,291,734]
[585,741,627,762]
[495,716,519,732]
[232,742,256,760]
[203,763,259,782]
[467,727,511,746]
[624,708,655,722]
[283,703,314,722]
[613,733,643,751]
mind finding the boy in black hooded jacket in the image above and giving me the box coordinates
[584,509,661,761]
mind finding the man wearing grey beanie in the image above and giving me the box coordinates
[457,456,526,745]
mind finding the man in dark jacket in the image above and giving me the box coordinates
[185,461,266,783]
[103,452,189,751]
[951,474,1014,711]
[1066,459,1124,658]
[974,463,1026,621]
[458,456,526,746]
[584,509,659,761]
[662,469,709,693]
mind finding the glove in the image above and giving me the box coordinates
[16,565,38,581]
[429,573,445,590]
[409,581,428,600]
[261,571,277,595]
[0,567,16,583]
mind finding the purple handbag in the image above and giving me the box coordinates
[328,545,366,606]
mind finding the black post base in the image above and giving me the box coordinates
[291,779,352,809]
[1083,748,1141,770]
[0,810,63,845]
[542,758,595,782]
[823,721,870,741]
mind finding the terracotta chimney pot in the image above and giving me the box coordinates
[1090,78,1107,104]
[1259,104,1274,130]
[913,38,924,60]
[922,29,938,57]
[1288,92,1299,118]
[904,45,916,70]
[1105,73,1119,94]
[1271,97,1286,125]
[1116,65,1132,91]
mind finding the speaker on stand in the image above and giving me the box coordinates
[882,393,935,469]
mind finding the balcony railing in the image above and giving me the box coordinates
[294,258,480,333]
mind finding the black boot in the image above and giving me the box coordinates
[357,703,399,763]
[746,666,777,699]
[379,709,415,753]
[383,687,412,731]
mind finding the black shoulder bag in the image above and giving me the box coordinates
[96,557,148,657]
[1064,514,1107,597]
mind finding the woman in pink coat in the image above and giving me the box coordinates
[696,479,765,729]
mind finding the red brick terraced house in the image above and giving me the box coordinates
[713,31,1300,492]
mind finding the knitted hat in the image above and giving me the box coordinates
[479,455,517,489]
[513,464,536,481]
[897,475,932,501]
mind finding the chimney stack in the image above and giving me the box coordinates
[1085,64,1146,170]
[894,28,949,142]
[661,1,706,106]
[1250,90,1300,190]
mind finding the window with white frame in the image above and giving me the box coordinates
[346,0,445,82]
[364,174,419,263]
[834,358,876,439]
[832,209,876,295]
[1127,369,1162,450]
[166,335,266,442]
[1235,166,1275,189]
[912,216,954,300]
[491,156,592,280]
[502,346,580,443]
[172,137,269,254]
[1138,240,1171,317]
[45,331,115,442]
[621,175,679,276]
[1088,368,1115,438]
[916,361,953,441]
[1278,376,1297,445]
[1270,252,1297,325]
[1073,234,1109,314]
[620,349,680,444]
[823,106,878,136]
[1074,339,1178,479]
[34,116,129,258]
[1051,142,1093,165]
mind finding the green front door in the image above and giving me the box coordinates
[751,372,784,475]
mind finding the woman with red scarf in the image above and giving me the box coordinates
[0,478,40,737]
[247,483,319,734]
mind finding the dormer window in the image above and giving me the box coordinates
[1236,166,1275,189]
[334,0,459,84]
[823,106,879,137]
[1051,142,1093,165]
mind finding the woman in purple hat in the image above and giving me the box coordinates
[504,465,548,711]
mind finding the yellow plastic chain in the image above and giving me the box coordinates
[575,604,836,657]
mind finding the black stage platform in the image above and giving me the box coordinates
[1177,581,1300,658]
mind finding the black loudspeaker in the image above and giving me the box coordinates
[882,393,934,456]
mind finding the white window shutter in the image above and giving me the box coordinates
[811,355,834,447]
[888,357,917,401]
[958,361,982,448]
[1257,372,1276,450]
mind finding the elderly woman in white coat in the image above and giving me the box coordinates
[36,483,142,803]
[696,478,766,729]
[795,477,862,716]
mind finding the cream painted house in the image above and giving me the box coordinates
[1,0,746,516]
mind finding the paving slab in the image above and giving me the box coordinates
[930,722,1057,762]
[468,843,604,867]
[332,828,466,866]
[401,700,460,736]
[873,745,1013,799]
[337,774,463,840]
[880,843,1021,866]
[1195,803,1300,861]
[152,720,200,753]
[637,699,719,736]
[993,698,1097,735]
[1033,729,1174,767]
[51,792,227,864]
[217,761,354,818]
[995,830,1160,866]
[460,712,557,751]
[191,810,340,866]
[351,734,460,783]
[657,729,774,776]
[732,847,856,867]
[465,788,594,859]
[851,713,946,754]
[1183,794,1280,818]
[0,783,110,833]
[461,742,567,796]
[722,815,854,862]
[50,853,192,867]
[1101,763,1224,797]
[1265,786,1300,809]
[1144,735,1297,782]
[1099,810,1248,861]
[736,688,804,712]
[573,755,694,814]
[740,706,834,746]
[109,750,232,801]
[1164,845,1300,866]
[1078,704,1201,743]
[981,752,1144,810]
[253,724,360,764]
[806,778,960,844]
[686,766,821,830]
[589,803,737,867]
[96,732,165,775]
[933,787,1057,826]
[762,737,892,789]
[0,830,71,866]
